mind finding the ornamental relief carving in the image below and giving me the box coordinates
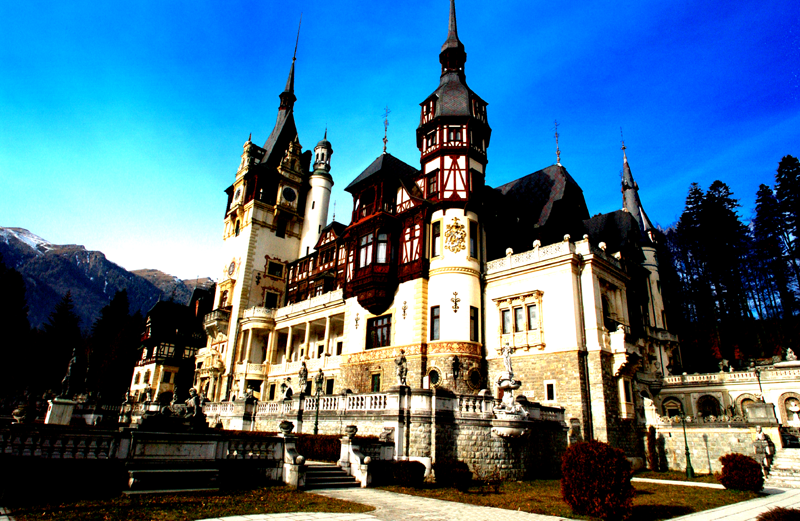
[427,341,482,357]
[444,217,466,253]
[493,290,544,308]
[429,266,480,277]
[345,344,424,365]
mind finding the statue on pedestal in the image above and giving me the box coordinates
[299,362,309,393]
[395,350,408,386]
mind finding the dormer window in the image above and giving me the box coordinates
[357,187,375,218]
[427,172,438,198]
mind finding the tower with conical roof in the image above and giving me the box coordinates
[413,0,488,387]
[198,27,336,403]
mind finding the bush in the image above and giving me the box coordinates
[433,460,473,491]
[295,434,341,462]
[561,441,634,520]
[756,507,800,521]
[392,460,426,487]
[368,460,396,486]
[718,453,764,491]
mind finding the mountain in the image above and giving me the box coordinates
[131,269,214,305]
[0,227,211,331]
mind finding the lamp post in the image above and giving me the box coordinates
[679,403,695,479]
[313,369,324,435]
[754,367,765,401]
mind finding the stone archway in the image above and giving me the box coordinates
[735,393,760,416]
[696,395,722,417]
[779,392,800,426]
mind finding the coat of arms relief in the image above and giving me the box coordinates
[444,217,466,253]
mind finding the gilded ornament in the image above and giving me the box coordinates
[444,217,466,253]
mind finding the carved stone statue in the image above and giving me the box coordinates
[395,349,408,386]
[281,378,293,400]
[299,362,308,393]
[170,388,179,407]
[787,348,797,361]
[145,387,154,403]
[501,344,514,379]
[314,369,325,395]
[185,388,202,417]
[754,425,773,474]
[60,348,79,399]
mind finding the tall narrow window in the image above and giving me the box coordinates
[546,382,556,401]
[431,221,441,257]
[469,221,479,259]
[264,291,279,309]
[428,172,438,198]
[275,217,287,238]
[431,306,440,341]
[235,220,240,236]
[376,233,388,263]
[527,304,538,329]
[514,307,525,332]
[501,309,512,334]
[366,315,391,349]
[359,233,374,268]
[470,306,479,342]
[371,373,381,392]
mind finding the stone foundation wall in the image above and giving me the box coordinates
[642,424,778,473]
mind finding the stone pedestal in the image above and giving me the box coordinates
[45,398,76,425]
[744,401,779,424]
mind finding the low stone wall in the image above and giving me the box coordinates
[643,422,780,474]
[204,386,569,480]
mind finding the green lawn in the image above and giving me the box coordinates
[381,479,759,521]
[8,486,374,521]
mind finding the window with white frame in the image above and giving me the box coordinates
[494,291,545,350]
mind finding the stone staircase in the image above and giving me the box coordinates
[767,448,800,489]
[304,463,360,490]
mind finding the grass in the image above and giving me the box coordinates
[381,479,760,521]
[7,485,374,521]
[634,470,721,484]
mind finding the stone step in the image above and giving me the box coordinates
[304,463,360,490]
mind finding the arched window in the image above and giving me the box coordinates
[697,395,721,417]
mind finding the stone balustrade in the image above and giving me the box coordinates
[486,241,575,274]
[241,306,276,320]
[275,289,344,318]
[663,367,800,386]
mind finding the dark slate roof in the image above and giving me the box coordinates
[494,164,589,228]
[345,153,420,193]
[583,209,642,254]
[621,154,655,242]
[321,221,348,237]
[262,109,298,169]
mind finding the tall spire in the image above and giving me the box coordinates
[620,134,655,242]
[279,15,302,111]
[440,0,466,74]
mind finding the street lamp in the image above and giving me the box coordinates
[679,402,695,479]
[754,367,765,401]
[313,369,324,435]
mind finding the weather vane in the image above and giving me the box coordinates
[332,200,336,222]
[553,119,561,166]
[382,105,391,153]
[620,127,626,152]
[293,14,302,63]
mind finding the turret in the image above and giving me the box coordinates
[300,132,334,256]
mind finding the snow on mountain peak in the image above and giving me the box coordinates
[0,227,53,254]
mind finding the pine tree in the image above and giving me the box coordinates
[41,292,85,396]
[0,254,31,400]
[775,155,800,286]
[86,290,143,404]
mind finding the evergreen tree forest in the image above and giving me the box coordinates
[0,253,143,415]
[663,155,800,372]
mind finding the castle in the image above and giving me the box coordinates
[151,0,679,453]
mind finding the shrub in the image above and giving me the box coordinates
[647,426,659,471]
[295,434,341,462]
[561,440,634,520]
[433,460,473,491]
[756,507,800,521]
[368,459,396,486]
[392,460,426,487]
[718,453,764,491]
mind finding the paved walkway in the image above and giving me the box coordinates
[195,485,800,521]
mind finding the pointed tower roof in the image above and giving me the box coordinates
[621,143,655,242]
[262,20,302,169]
[439,0,467,74]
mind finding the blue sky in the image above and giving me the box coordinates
[1,0,797,279]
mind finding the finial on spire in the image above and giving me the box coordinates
[279,15,302,110]
[294,14,302,61]
[324,125,327,140]
[382,105,391,153]
[620,127,628,163]
[440,0,466,73]
[247,132,252,143]
[332,200,336,222]
[554,120,562,166]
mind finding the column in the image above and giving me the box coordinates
[244,328,255,364]
[324,316,331,356]
[302,322,311,360]
[286,326,294,365]
[266,330,277,365]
